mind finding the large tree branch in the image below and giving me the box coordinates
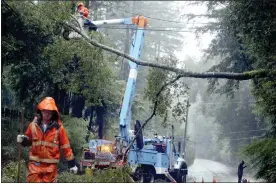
[64,22,271,80]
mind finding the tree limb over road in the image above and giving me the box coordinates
[64,22,272,81]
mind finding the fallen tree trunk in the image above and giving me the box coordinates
[64,22,271,81]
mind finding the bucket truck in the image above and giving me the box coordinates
[66,12,188,182]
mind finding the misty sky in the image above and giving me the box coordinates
[175,2,216,62]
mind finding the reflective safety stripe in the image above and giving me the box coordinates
[29,156,59,163]
[61,144,71,149]
[53,128,59,144]
[31,122,35,139]
[32,141,58,148]
[66,154,74,161]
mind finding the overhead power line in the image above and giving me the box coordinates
[97,26,201,33]
[228,136,264,141]
[27,1,213,34]
[199,101,259,105]
[101,3,184,24]
[216,128,268,135]
[175,128,268,143]
[101,3,217,25]
[194,135,264,144]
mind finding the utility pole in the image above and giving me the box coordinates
[119,2,132,80]
[183,99,190,158]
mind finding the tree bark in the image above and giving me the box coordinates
[120,26,130,80]
[85,0,89,8]
[64,22,272,81]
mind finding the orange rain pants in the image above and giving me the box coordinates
[27,162,57,183]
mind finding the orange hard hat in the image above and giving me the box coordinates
[77,2,84,7]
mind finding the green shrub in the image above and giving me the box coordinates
[57,172,91,183]
[57,167,133,183]
[1,160,27,183]
[92,167,133,183]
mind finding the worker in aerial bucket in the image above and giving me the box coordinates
[76,2,97,31]
[77,2,89,18]
[17,97,78,182]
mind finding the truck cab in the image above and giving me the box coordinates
[128,124,188,183]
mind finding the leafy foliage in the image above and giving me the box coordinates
[1,160,133,183]
[1,160,27,183]
[1,0,122,178]
[43,36,117,107]
[242,138,276,181]
[2,1,54,110]
[60,116,87,159]
[195,0,276,181]
[144,55,190,126]
[57,167,133,183]
[1,118,29,165]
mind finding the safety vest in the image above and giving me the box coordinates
[25,121,74,164]
[25,97,74,164]
[78,6,89,18]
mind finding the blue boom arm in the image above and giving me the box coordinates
[72,14,148,150]
[119,28,144,142]
[118,17,147,143]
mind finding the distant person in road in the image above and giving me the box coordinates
[238,160,247,183]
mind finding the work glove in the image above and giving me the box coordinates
[17,135,26,143]
[70,165,78,174]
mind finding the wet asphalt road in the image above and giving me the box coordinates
[188,158,237,182]
[154,158,255,183]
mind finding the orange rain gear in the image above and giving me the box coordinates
[77,3,89,18]
[22,97,75,182]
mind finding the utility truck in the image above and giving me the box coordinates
[66,11,188,182]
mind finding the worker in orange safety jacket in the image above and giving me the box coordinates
[77,2,89,18]
[76,2,97,31]
[17,97,78,182]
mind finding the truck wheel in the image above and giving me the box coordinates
[134,167,145,183]
[144,168,155,183]
[177,164,187,183]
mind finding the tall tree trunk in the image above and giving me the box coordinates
[85,0,89,8]
[90,0,97,20]
[157,41,161,60]
[96,106,104,139]
[120,26,130,80]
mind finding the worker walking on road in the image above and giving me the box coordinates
[238,160,247,183]
[17,97,78,182]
